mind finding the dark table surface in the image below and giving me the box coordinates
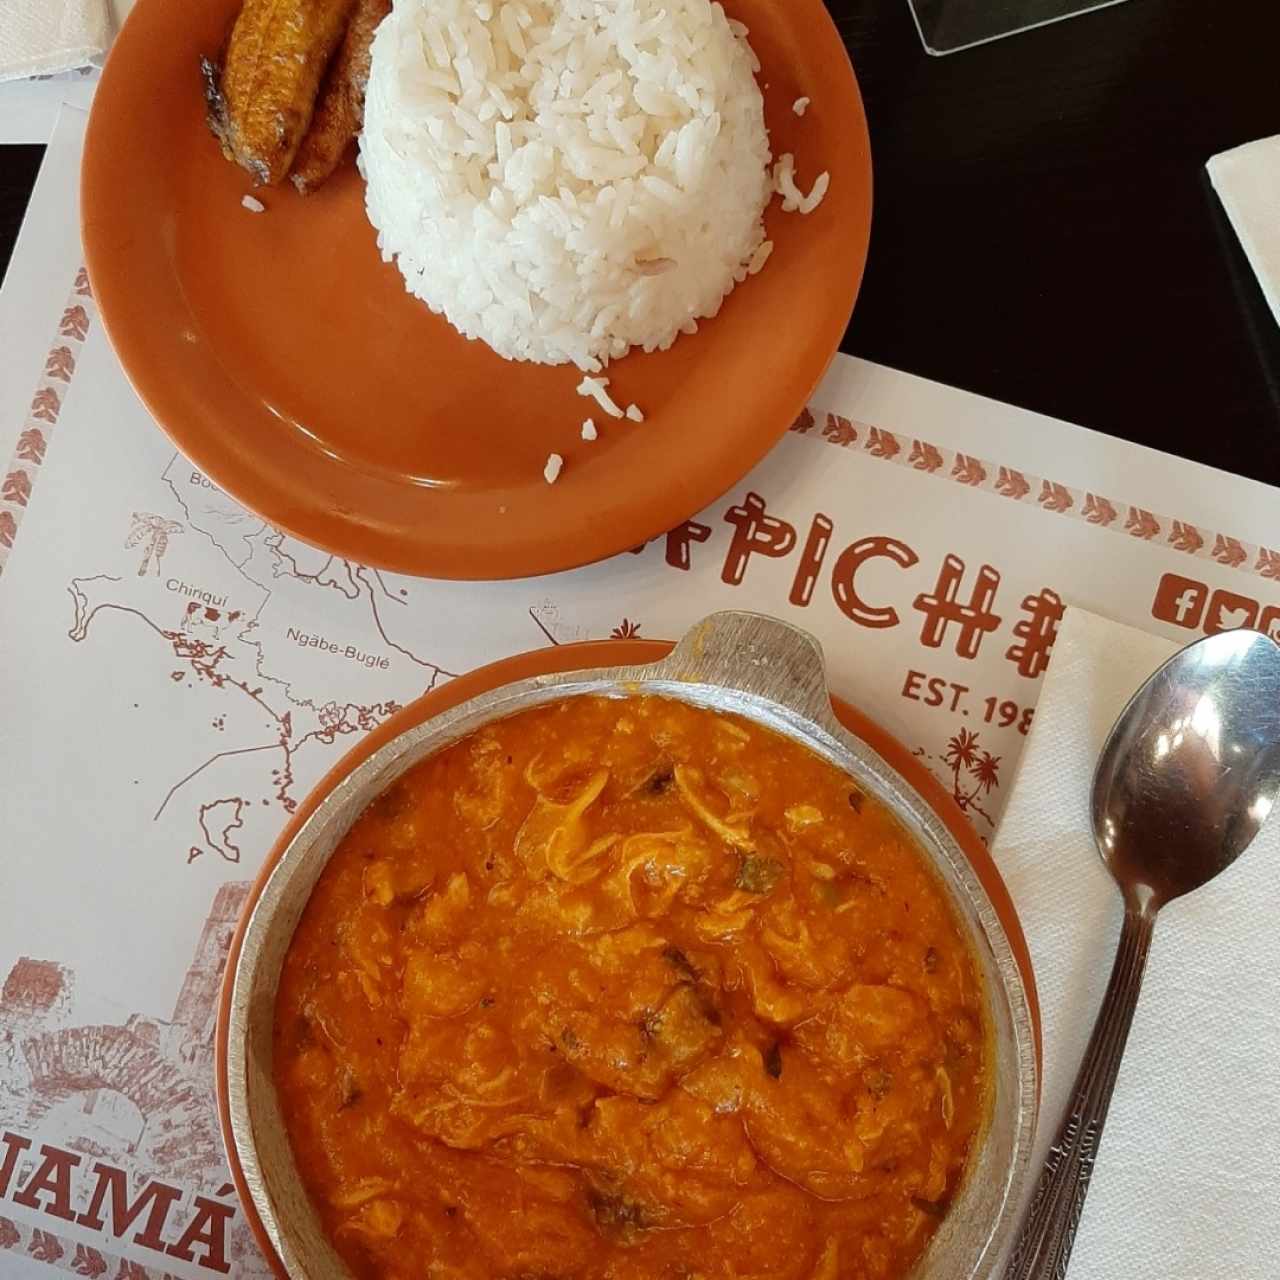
[4,0,1280,482]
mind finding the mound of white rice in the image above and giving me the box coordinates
[360,0,773,371]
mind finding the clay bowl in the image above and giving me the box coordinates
[217,610,1040,1278]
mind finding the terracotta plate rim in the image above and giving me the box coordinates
[81,0,873,581]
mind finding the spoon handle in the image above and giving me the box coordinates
[1003,907,1156,1280]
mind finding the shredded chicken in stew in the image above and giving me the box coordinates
[275,695,989,1280]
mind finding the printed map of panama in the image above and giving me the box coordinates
[56,443,1024,864]
[63,456,476,865]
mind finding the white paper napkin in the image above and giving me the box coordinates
[992,608,1280,1277]
[0,0,112,84]
[1208,135,1280,330]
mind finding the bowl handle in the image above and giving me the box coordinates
[650,611,836,727]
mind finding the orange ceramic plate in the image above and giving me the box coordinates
[81,0,871,579]
[215,637,1040,1276]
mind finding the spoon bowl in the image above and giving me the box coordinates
[1006,627,1280,1279]
[1092,628,1280,909]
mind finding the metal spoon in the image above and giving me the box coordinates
[1003,627,1280,1279]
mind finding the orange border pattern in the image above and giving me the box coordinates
[0,267,95,577]
[792,409,1280,584]
[0,1211,168,1280]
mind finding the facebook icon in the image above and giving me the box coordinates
[1151,574,1210,629]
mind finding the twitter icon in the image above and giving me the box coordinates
[1205,589,1260,634]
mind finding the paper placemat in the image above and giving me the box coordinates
[3,107,1280,1280]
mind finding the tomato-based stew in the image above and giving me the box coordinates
[274,695,989,1280]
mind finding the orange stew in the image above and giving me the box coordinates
[274,695,989,1280]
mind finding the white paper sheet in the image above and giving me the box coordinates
[994,610,1280,1278]
[1209,134,1280,331]
[0,71,97,144]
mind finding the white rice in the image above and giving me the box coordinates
[577,374,625,418]
[792,96,810,116]
[361,0,773,371]
[625,403,644,422]
[581,418,598,440]
[773,153,829,215]
[241,195,265,213]
[544,452,564,483]
[798,171,829,214]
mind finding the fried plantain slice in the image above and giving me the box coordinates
[291,0,390,193]
[208,0,358,186]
